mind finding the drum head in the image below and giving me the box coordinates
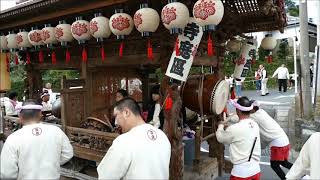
[210,80,229,114]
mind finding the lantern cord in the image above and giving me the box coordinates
[5,53,10,72]
[14,53,19,65]
[26,52,31,64]
[208,32,214,57]
[147,39,153,60]
[39,50,44,63]
[175,37,180,56]
[101,46,105,61]
[82,46,87,63]
[51,51,57,64]
[119,42,124,58]
[66,49,71,63]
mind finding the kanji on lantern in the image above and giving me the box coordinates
[170,57,186,77]
[179,41,193,59]
[183,22,199,41]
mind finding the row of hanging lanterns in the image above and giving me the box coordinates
[0,0,225,65]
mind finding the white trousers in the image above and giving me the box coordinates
[261,78,268,95]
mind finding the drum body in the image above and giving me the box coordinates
[182,73,229,115]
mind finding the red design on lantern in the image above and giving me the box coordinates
[29,32,42,43]
[55,27,64,40]
[134,13,143,28]
[194,0,216,20]
[161,6,177,25]
[71,22,88,36]
[112,15,130,31]
[89,21,99,34]
[42,30,51,41]
[16,35,23,45]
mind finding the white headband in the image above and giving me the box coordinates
[16,104,43,113]
[252,100,260,107]
[229,99,253,111]
[41,93,50,98]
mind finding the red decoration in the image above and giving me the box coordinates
[82,47,87,62]
[134,13,143,28]
[165,96,173,110]
[193,0,216,20]
[147,39,153,60]
[26,52,31,64]
[119,42,124,57]
[89,21,99,34]
[162,6,177,25]
[101,47,105,61]
[16,35,23,45]
[5,53,10,72]
[66,49,71,63]
[252,58,256,65]
[207,33,214,56]
[175,37,180,56]
[51,51,56,64]
[55,27,64,40]
[112,15,130,31]
[29,31,42,43]
[39,50,44,63]
[42,30,51,41]
[267,55,273,64]
[14,54,19,65]
[71,22,88,36]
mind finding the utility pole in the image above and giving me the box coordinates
[314,1,320,120]
[299,0,312,119]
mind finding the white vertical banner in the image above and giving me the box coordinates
[165,18,203,82]
[233,41,257,79]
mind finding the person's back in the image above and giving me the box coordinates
[0,123,73,179]
[250,109,287,143]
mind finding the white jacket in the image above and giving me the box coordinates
[272,67,289,79]
[97,124,171,179]
[216,118,261,164]
[250,109,289,145]
[0,123,73,179]
[286,132,320,179]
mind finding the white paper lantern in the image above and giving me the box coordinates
[55,23,74,44]
[90,14,111,39]
[0,35,8,51]
[28,28,44,46]
[261,35,277,50]
[161,2,189,33]
[109,12,134,37]
[226,39,241,52]
[134,7,160,35]
[16,31,32,49]
[6,33,18,50]
[42,25,58,45]
[71,18,91,43]
[193,0,224,28]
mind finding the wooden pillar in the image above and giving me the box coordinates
[26,64,42,101]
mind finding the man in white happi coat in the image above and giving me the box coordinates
[250,100,292,179]
[286,132,320,179]
[0,99,73,179]
[97,98,171,179]
[216,96,261,180]
[260,64,269,96]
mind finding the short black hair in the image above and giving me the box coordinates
[113,97,141,116]
[117,89,128,97]
[8,92,18,100]
[20,99,42,120]
[237,96,252,115]
[150,84,160,95]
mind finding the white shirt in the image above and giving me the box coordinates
[0,123,73,179]
[272,67,289,79]
[149,103,161,128]
[42,101,52,111]
[97,124,171,179]
[250,109,289,146]
[286,132,320,180]
[4,100,16,115]
[261,69,268,80]
[216,118,261,165]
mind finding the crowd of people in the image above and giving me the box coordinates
[1,82,319,179]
